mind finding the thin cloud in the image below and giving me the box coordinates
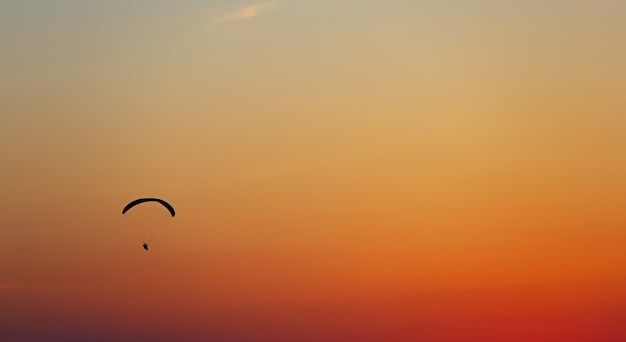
[210,1,277,27]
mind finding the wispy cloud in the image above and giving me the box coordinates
[210,1,277,27]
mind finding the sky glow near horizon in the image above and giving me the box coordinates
[1,1,626,341]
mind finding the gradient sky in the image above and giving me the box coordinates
[1,1,626,341]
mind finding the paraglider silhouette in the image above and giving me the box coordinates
[122,198,175,250]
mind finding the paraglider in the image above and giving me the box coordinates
[122,198,175,250]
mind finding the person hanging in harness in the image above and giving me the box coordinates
[142,242,149,251]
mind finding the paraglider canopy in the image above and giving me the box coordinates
[122,198,175,217]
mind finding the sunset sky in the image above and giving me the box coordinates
[1,1,626,341]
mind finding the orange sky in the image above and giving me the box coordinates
[1,1,626,341]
